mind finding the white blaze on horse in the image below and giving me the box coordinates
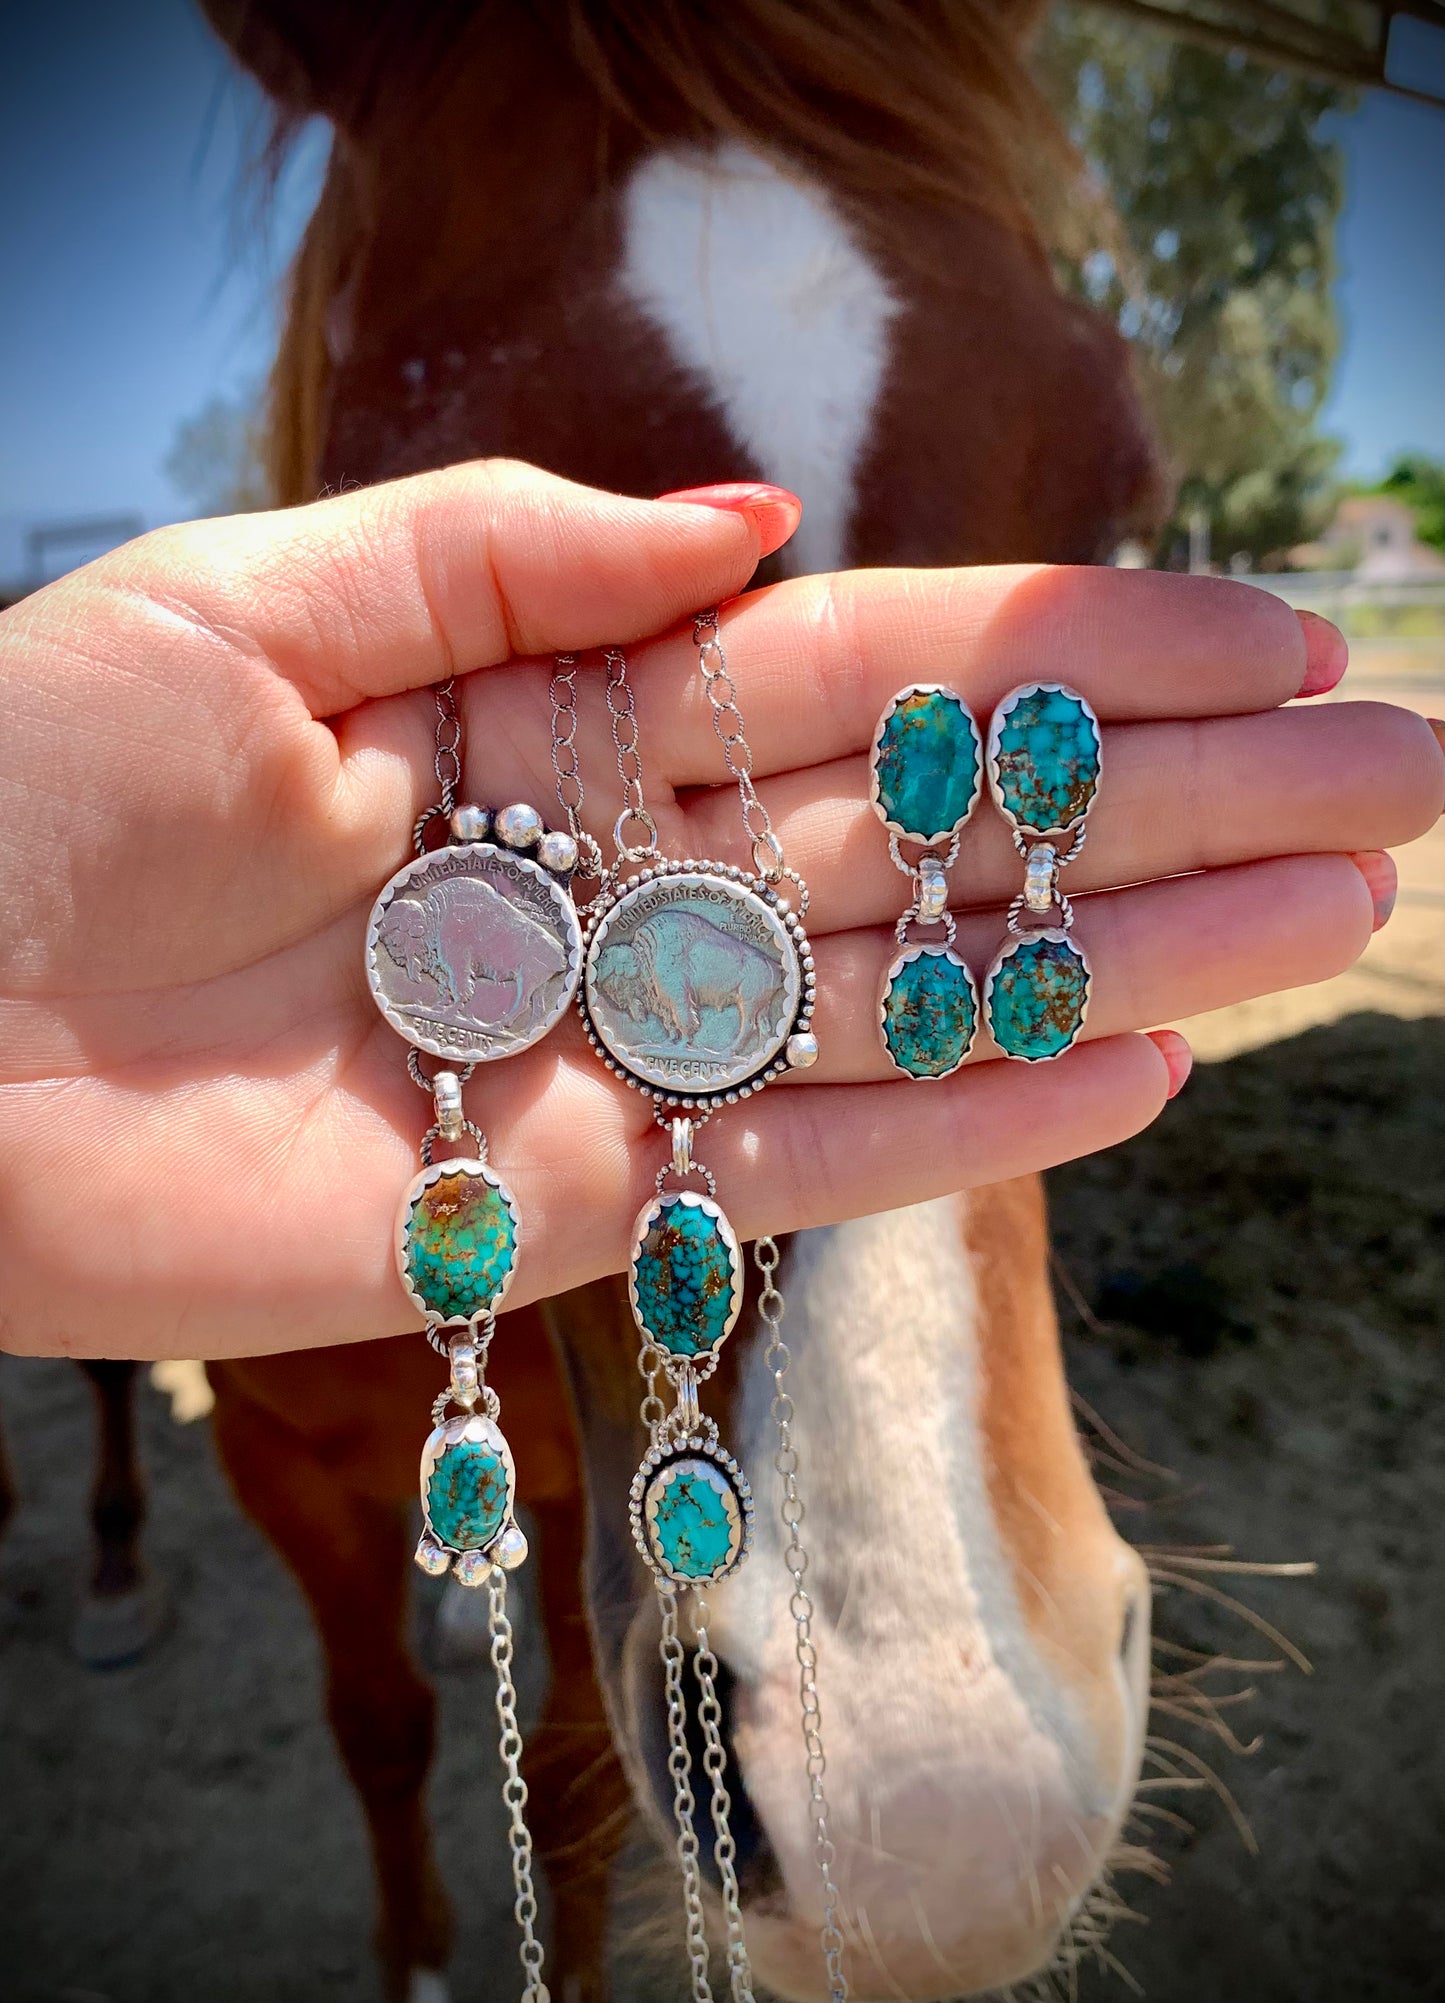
[197,3,1169,1998]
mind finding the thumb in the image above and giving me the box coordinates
[117,458,802,717]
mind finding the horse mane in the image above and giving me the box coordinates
[253,0,1108,505]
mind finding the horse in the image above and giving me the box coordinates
[187,4,1171,1998]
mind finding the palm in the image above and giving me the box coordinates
[1,465,1436,1358]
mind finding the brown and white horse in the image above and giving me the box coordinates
[193,4,1168,1998]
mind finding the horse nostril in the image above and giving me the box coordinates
[1118,1590,1139,1663]
[680,1652,781,1903]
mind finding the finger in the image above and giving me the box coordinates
[796,854,1374,1084]
[615,564,1328,788]
[669,700,1443,933]
[90,460,781,717]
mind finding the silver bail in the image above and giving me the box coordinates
[671,1117,694,1181]
[916,853,949,924]
[433,1068,465,1142]
[448,1337,480,1409]
[1023,842,1059,915]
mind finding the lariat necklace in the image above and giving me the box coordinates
[552,616,849,2003]
[364,679,584,2003]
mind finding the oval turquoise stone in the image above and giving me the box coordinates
[873,688,980,842]
[987,934,1090,1061]
[404,1168,517,1321]
[882,949,977,1078]
[426,1439,509,1550]
[646,1458,741,1580]
[992,686,1100,834]
[632,1197,739,1356]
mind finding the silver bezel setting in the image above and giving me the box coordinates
[578,858,815,1111]
[984,681,1103,845]
[878,942,980,1082]
[366,839,582,1063]
[418,1408,519,1561]
[628,1438,755,1587]
[626,1188,745,1364]
[395,1155,522,1329]
[868,683,984,844]
[982,928,1093,1064]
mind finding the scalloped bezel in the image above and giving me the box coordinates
[628,1437,755,1586]
[627,1188,744,1367]
[878,941,980,1081]
[418,1409,518,1560]
[868,683,984,844]
[395,1155,521,1329]
[984,681,1102,846]
[982,928,1093,1064]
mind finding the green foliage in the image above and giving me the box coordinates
[164,392,268,519]
[1036,6,1354,565]
[1348,452,1445,550]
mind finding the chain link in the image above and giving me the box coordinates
[693,610,784,880]
[602,646,659,857]
[487,1569,551,2002]
[659,1586,717,2002]
[548,656,608,885]
[691,1596,757,2002]
[434,679,463,816]
[755,1237,849,2001]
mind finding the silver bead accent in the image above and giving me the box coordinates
[432,1068,465,1143]
[786,1031,820,1069]
[493,802,544,850]
[1024,842,1060,914]
[448,1338,479,1408]
[495,1522,529,1571]
[414,1535,451,1577]
[449,802,491,843]
[917,853,949,923]
[535,829,579,875]
[454,1548,491,1588]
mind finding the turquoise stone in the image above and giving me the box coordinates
[631,1196,739,1356]
[426,1439,509,1550]
[646,1458,740,1580]
[404,1167,517,1321]
[873,688,980,841]
[992,686,1100,834]
[882,949,977,1078]
[987,935,1090,1061]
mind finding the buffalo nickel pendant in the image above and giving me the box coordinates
[579,860,815,1109]
[367,841,582,1064]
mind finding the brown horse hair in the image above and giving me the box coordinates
[258,0,1115,506]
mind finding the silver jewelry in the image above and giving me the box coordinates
[365,676,574,2003]
[552,621,847,2002]
[982,682,1101,1062]
[868,684,983,1080]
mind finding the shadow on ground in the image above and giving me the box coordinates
[1,1012,1441,2003]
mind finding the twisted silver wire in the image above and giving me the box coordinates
[487,1569,551,2002]
[755,1237,849,2000]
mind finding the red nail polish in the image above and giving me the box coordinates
[656,481,803,559]
[1296,609,1348,698]
[1147,1029,1194,1099]
[1349,849,1397,931]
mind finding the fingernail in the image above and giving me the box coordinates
[1147,1029,1194,1100]
[656,481,803,559]
[1349,849,1397,931]
[1428,717,1444,759]
[1296,609,1348,697]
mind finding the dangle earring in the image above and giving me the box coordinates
[983,682,1101,1061]
[869,685,984,1079]
[365,679,585,2003]
[552,624,847,2003]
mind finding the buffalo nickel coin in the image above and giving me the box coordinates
[367,843,582,1063]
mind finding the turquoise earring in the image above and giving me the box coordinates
[983,682,1101,1061]
[869,684,983,1079]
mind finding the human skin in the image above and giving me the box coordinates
[0,460,1439,1359]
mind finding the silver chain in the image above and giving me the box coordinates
[692,1596,757,2002]
[488,1568,551,2003]
[602,645,660,857]
[548,656,608,885]
[414,678,464,852]
[693,610,784,881]
[755,1237,849,2000]
[659,1586,717,2002]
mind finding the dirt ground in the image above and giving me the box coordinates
[1,642,1440,2003]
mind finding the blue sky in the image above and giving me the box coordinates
[0,0,1441,583]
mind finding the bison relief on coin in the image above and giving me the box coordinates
[580,860,815,1107]
[367,842,582,1063]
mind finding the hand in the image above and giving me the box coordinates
[1,462,1438,1357]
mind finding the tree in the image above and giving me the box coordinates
[164,391,269,519]
[1350,452,1445,551]
[1035,7,1353,566]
